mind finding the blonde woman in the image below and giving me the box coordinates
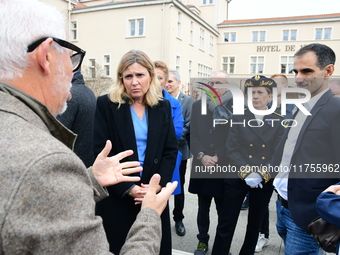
[94,50,177,255]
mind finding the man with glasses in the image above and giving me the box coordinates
[0,0,177,254]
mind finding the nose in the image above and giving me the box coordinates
[131,75,139,85]
[295,72,304,83]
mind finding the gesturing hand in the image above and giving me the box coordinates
[323,184,340,195]
[142,174,178,215]
[92,140,142,187]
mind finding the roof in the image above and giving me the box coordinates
[74,2,87,8]
[219,13,340,25]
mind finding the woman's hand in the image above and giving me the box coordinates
[131,183,162,205]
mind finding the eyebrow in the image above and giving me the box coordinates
[292,68,314,73]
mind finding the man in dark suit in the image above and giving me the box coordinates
[166,70,194,236]
[57,70,96,167]
[189,70,233,255]
[273,43,340,255]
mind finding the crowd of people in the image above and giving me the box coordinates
[1,1,340,255]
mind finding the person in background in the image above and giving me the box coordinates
[329,79,340,97]
[57,69,96,167]
[270,74,295,119]
[189,70,232,255]
[0,1,177,254]
[252,73,294,252]
[166,70,194,236]
[273,43,340,255]
[154,60,184,139]
[212,75,284,255]
[94,50,177,255]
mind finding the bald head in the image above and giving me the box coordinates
[329,80,340,97]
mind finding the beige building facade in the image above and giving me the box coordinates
[218,14,340,80]
[40,0,340,91]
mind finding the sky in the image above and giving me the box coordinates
[228,0,340,20]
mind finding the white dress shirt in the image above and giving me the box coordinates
[273,89,329,200]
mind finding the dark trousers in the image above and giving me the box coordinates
[247,192,270,238]
[173,159,187,222]
[212,182,273,255]
[260,207,269,238]
[196,194,223,244]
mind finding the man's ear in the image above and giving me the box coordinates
[324,64,335,78]
[36,38,54,76]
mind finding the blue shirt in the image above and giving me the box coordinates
[130,106,148,168]
[162,89,184,140]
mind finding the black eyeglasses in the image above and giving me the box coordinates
[27,37,86,72]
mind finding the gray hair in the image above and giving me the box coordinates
[169,70,181,82]
[0,0,66,80]
[210,70,229,78]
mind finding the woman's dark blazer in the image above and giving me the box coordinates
[93,94,177,255]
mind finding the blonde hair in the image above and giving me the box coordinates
[154,60,169,80]
[108,50,162,107]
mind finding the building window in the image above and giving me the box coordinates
[198,63,212,78]
[128,18,144,37]
[315,28,332,40]
[176,56,180,73]
[252,31,266,42]
[190,21,194,45]
[177,12,182,39]
[280,56,294,74]
[70,21,77,41]
[250,56,264,74]
[89,58,96,78]
[200,28,205,51]
[202,0,213,5]
[189,60,192,80]
[103,55,111,77]
[282,29,297,41]
[222,57,235,74]
[223,32,236,42]
[209,36,214,55]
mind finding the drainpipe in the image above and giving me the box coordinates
[161,3,165,60]
[68,0,71,39]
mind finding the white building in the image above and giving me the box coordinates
[40,0,340,92]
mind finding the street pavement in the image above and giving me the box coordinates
[169,159,285,255]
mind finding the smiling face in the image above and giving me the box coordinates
[251,87,272,110]
[293,51,331,98]
[122,62,151,102]
[165,72,180,96]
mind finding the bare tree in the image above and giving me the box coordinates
[83,63,114,98]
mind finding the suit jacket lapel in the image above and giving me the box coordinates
[178,92,184,104]
[293,90,332,155]
[145,104,164,165]
[112,104,138,159]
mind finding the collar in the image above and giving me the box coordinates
[305,88,329,110]
[174,91,180,100]
[0,81,76,150]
